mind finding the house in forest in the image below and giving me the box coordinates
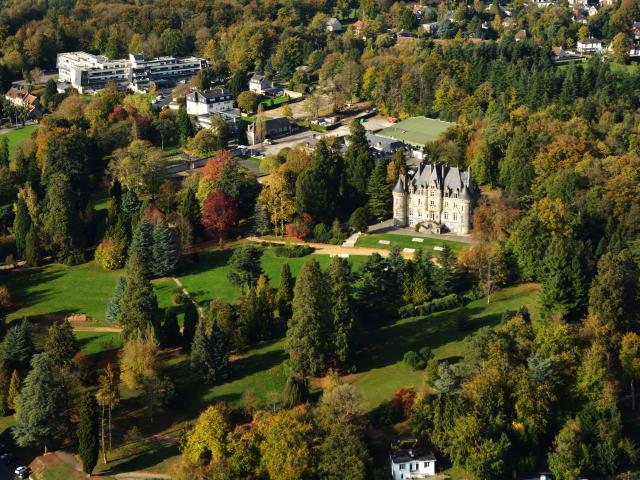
[325,18,343,32]
[249,75,274,95]
[390,438,436,479]
[5,87,42,117]
[577,37,604,53]
[392,162,476,235]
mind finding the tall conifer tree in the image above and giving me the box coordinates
[286,259,332,376]
[118,252,159,340]
[77,392,99,475]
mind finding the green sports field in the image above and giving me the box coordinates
[377,116,454,147]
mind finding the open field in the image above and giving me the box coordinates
[0,246,368,325]
[356,232,467,255]
[74,330,123,355]
[0,125,39,157]
[177,248,368,304]
[1,262,122,324]
[350,283,540,407]
[377,116,453,147]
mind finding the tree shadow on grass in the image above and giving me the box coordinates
[231,347,287,380]
[0,267,66,314]
[357,304,504,373]
[177,250,234,277]
[101,443,179,475]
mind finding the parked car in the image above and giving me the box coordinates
[263,138,274,145]
[14,465,31,479]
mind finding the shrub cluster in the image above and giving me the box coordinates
[273,244,313,258]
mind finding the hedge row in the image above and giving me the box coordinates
[398,293,462,318]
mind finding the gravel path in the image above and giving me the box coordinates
[247,236,415,259]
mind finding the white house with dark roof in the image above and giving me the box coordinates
[249,75,274,95]
[577,37,604,53]
[186,88,234,116]
[392,162,475,234]
[390,447,436,479]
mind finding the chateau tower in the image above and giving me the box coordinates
[392,173,408,227]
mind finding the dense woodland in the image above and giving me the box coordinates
[0,0,640,479]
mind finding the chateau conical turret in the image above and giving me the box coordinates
[393,173,408,227]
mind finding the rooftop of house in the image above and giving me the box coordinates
[390,448,436,464]
[579,37,602,44]
[366,133,406,154]
[251,74,270,82]
[187,88,232,100]
[5,87,40,112]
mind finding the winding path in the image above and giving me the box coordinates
[171,277,204,318]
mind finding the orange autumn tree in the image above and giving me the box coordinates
[197,150,237,204]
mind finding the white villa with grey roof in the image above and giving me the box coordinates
[392,162,475,235]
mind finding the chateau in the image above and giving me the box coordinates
[392,163,475,235]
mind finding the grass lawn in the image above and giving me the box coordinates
[350,283,540,407]
[32,463,87,480]
[356,233,467,255]
[0,246,366,326]
[0,125,39,157]
[177,247,367,305]
[262,95,291,109]
[74,330,123,355]
[1,262,123,324]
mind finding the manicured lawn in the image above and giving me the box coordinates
[0,124,39,157]
[350,283,540,407]
[1,262,123,324]
[261,95,291,109]
[177,247,367,305]
[74,330,123,355]
[166,282,540,419]
[0,246,366,326]
[356,233,467,255]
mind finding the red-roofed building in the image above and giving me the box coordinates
[4,87,43,118]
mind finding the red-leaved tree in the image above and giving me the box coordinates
[202,189,237,242]
[201,150,236,182]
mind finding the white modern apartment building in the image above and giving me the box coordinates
[57,52,207,93]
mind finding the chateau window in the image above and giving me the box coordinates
[424,462,430,468]
[454,193,458,198]
[444,213,448,220]
[399,464,406,470]
[445,202,448,207]
[454,214,457,221]
[430,200,434,206]
[461,206,464,212]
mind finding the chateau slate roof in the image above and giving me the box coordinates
[393,175,405,193]
[398,162,473,194]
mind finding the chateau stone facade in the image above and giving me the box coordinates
[392,163,475,235]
